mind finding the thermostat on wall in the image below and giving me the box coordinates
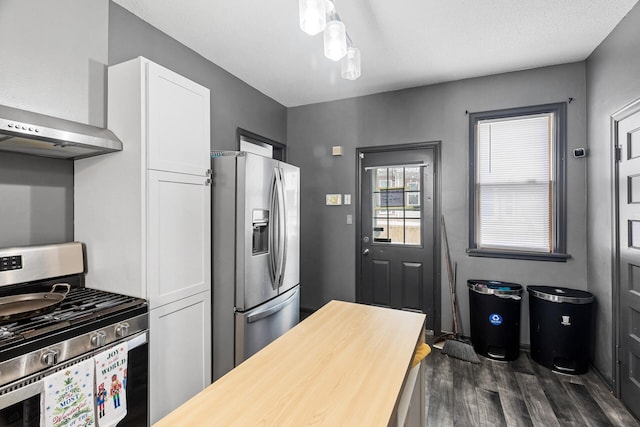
[573,148,587,158]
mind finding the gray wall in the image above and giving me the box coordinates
[108,2,287,151]
[586,3,640,382]
[288,63,589,346]
[0,0,108,247]
[0,153,74,247]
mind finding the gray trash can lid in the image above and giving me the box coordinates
[527,286,594,304]
[467,280,523,296]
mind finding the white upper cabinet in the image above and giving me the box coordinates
[147,61,210,176]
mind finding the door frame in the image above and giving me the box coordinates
[236,127,287,161]
[611,97,640,396]
[355,141,441,334]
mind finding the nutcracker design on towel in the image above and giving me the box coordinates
[41,358,95,427]
[94,342,128,426]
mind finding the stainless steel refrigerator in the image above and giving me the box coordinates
[211,151,300,380]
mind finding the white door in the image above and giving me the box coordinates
[615,101,640,420]
[149,291,212,423]
[147,170,211,308]
[147,61,210,176]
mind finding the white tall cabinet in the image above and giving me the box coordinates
[74,57,211,424]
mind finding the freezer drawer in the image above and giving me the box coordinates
[235,285,299,365]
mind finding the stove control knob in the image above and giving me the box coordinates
[115,323,130,337]
[91,331,107,347]
[41,349,59,366]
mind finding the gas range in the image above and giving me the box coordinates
[0,242,149,426]
[0,279,146,357]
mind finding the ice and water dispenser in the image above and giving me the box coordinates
[252,209,269,255]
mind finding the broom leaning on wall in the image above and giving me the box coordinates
[435,215,480,364]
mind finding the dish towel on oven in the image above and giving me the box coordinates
[94,341,128,427]
[41,358,96,427]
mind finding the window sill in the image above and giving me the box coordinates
[466,248,571,263]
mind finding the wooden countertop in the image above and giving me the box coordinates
[154,300,426,427]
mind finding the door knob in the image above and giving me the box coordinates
[362,248,370,256]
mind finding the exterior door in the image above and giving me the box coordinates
[357,144,438,330]
[615,101,640,420]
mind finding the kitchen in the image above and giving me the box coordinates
[0,0,639,425]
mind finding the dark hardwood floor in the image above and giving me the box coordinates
[423,348,640,427]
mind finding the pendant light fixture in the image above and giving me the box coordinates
[341,46,361,80]
[324,19,347,61]
[299,0,361,80]
[299,0,326,36]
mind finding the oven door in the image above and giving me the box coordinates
[0,332,149,427]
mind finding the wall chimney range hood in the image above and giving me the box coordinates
[0,104,122,159]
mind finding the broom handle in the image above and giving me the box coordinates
[441,216,460,335]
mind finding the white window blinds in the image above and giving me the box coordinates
[476,113,554,252]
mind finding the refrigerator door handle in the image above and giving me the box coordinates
[246,290,298,323]
[268,169,279,289]
[275,167,288,289]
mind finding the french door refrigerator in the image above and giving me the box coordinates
[211,151,300,380]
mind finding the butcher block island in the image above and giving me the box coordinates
[154,300,427,426]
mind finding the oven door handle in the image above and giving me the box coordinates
[0,376,45,410]
[126,330,148,350]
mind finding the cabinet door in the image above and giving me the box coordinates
[149,291,212,424]
[147,61,210,176]
[147,170,211,308]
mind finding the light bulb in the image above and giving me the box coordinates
[323,20,347,61]
[299,0,326,36]
[341,47,361,80]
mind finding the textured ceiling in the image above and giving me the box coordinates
[112,0,639,107]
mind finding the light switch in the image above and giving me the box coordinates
[343,194,351,205]
[346,214,353,225]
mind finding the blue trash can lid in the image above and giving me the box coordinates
[527,286,594,304]
[467,280,523,295]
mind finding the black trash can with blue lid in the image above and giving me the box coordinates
[528,286,594,374]
[467,280,523,361]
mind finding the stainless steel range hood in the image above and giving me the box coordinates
[0,104,122,160]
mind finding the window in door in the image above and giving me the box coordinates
[371,166,422,245]
[468,103,569,262]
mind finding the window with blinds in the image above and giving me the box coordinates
[477,114,553,251]
[468,103,568,261]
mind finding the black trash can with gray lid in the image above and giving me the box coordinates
[468,280,523,361]
[528,286,594,374]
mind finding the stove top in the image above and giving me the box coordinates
[0,242,148,389]
[0,284,147,354]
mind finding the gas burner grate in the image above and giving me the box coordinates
[0,287,144,347]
